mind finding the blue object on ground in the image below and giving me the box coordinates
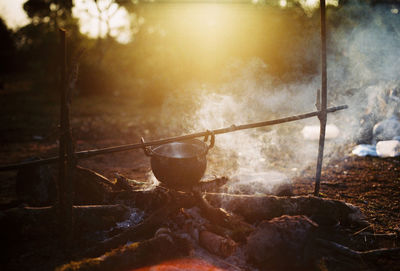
[352,144,378,157]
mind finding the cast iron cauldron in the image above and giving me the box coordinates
[141,134,214,190]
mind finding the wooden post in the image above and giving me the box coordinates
[58,28,74,244]
[314,0,328,196]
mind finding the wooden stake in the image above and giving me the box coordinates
[58,28,74,245]
[315,0,328,196]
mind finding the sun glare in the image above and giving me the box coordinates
[297,0,339,15]
[72,0,132,43]
[0,0,29,29]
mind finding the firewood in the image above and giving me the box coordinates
[57,231,192,271]
[199,230,237,258]
[74,166,117,205]
[109,187,173,211]
[246,215,318,270]
[194,191,255,242]
[316,238,400,269]
[114,173,146,191]
[205,193,368,227]
[84,200,182,257]
[15,165,118,206]
[0,205,130,243]
[195,177,229,192]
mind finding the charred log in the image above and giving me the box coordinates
[0,204,130,243]
[84,197,183,257]
[15,165,118,206]
[316,238,400,270]
[57,231,192,271]
[246,215,318,270]
[205,193,368,227]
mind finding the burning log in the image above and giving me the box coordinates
[86,189,253,257]
[199,230,237,258]
[194,191,255,242]
[204,193,368,227]
[196,177,229,192]
[85,203,181,257]
[57,230,192,271]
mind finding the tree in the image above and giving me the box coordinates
[0,17,17,74]
[23,0,73,29]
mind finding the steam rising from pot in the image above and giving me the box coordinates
[157,2,400,192]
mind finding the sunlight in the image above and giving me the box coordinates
[296,0,339,15]
[0,0,29,29]
[138,3,240,74]
[72,0,132,43]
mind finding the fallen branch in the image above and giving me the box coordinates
[83,190,196,257]
[316,238,400,268]
[57,232,191,271]
[0,205,130,242]
[205,193,368,227]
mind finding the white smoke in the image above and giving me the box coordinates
[158,2,400,190]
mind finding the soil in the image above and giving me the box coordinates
[1,85,399,270]
[294,156,400,234]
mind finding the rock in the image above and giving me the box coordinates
[246,215,318,270]
[373,115,400,143]
[376,140,400,157]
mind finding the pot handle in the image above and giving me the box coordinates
[141,137,153,157]
[204,130,215,154]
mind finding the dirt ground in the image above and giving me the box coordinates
[1,86,399,233]
[294,156,400,234]
[1,85,400,270]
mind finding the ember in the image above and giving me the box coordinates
[134,258,226,271]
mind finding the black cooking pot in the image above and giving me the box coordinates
[141,134,214,190]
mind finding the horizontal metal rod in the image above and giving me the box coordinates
[0,105,347,171]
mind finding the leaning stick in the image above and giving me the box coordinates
[0,105,347,171]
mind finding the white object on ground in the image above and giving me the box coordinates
[352,144,378,157]
[302,124,340,140]
[376,140,400,157]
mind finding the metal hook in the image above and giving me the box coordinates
[141,137,153,157]
[204,130,215,154]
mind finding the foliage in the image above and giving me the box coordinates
[23,0,73,28]
[0,17,17,74]
[1,0,399,104]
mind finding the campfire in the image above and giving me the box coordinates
[2,1,400,271]
[4,161,400,271]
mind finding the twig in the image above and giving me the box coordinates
[353,224,372,236]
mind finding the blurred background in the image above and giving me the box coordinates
[0,0,399,180]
